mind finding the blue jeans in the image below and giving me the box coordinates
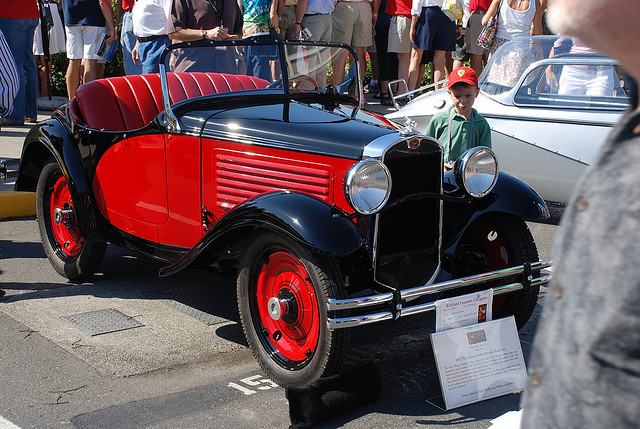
[0,17,38,122]
[138,37,171,74]
[121,11,141,75]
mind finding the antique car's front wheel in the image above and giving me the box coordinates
[237,231,349,387]
[36,160,106,280]
[452,214,539,329]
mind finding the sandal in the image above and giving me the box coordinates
[380,94,394,106]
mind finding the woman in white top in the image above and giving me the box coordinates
[481,0,542,86]
[483,0,542,56]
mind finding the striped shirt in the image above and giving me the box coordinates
[0,29,19,118]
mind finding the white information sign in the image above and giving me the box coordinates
[431,316,527,410]
[435,289,493,332]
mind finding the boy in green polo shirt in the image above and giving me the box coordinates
[425,66,491,171]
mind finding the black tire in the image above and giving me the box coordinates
[237,231,350,387]
[36,160,106,280]
[452,214,539,329]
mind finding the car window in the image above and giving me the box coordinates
[478,36,630,111]
[514,63,629,110]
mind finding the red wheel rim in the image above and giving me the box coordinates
[49,175,83,258]
[255,250,319,362]
[464,220,510,312]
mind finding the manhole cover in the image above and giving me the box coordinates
[62,308,144,336]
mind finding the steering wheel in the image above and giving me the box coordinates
[289,75,319,92]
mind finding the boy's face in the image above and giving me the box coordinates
[448,84,479,118]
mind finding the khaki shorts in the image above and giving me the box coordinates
[279,5,298,40]
[465,13,487,55]
[387,15,411,53]
[331,1,373,48]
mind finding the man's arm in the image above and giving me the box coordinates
[98,0,116,43]
[169,27,231,41]
[270,0,285,30]
[294,0,307,37]
[371,0,380,27]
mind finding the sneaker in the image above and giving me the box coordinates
[25,118,38,124]
[364,81,379,94]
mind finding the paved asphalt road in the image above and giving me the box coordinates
[0,96,560,429]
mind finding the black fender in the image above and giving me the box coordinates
[14,116,103,239]
[442,171,549,254]
[159,191,365,277]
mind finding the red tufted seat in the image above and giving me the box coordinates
[69,73,270,132]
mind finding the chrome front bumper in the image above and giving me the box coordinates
[327,259,552,330]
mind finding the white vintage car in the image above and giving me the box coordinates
[387,36,629,205]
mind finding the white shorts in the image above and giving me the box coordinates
[65,25,106,60]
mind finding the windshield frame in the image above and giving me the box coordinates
[158,36,363,133]
[478,35,626,109]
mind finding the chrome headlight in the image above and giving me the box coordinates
[454,147,499,198]
[344,159,392,214]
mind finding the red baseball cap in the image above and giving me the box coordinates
[448,67,478,88]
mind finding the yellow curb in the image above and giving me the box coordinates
[0,191,36,219]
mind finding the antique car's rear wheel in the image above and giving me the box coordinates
[452,214,539,329]
[36,160,106,280]
[237,231,349,387]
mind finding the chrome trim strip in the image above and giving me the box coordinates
[328,311,394,329]
[327,261,552,329]
[159,63,181,133]
[361,133,409,160]
[482,113,618,128]
[328,292,395,309]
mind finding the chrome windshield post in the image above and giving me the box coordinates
[159,63,181,133]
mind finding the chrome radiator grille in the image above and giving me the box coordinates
[374,138,443,289]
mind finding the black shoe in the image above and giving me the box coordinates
[380,95,394,106]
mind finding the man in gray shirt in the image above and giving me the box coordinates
[520,1,640,428]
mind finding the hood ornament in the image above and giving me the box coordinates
[399,116,418,137]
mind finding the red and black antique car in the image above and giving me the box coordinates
[12,38,551,387]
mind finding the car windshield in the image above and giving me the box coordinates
[478,36,625,104]
[159,37,362,106]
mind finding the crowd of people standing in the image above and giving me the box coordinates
[0,0,549,126]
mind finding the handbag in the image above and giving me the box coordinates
[441,0,463,22]
[476,0,503,50]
